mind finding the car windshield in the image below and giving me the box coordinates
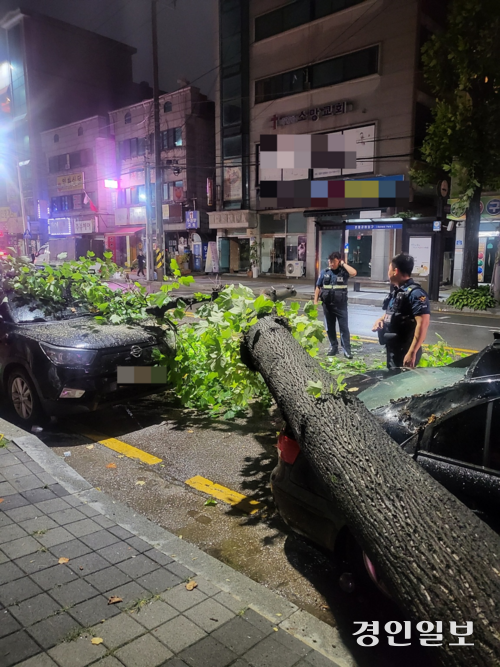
[358,367,467,411]
[1,294,92,324]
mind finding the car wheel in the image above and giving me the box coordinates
[7,368,45,426]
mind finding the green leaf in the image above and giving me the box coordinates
[204,498,217,506]
[306,380,323,398]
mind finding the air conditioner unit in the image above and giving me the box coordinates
[286,260,303,278]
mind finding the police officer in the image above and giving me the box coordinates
[372,253,431,369]
[314,252,357,358]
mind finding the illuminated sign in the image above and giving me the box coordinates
[74,219,93,234]
[104,179,118,189]
[48,218,71,235]
[57,173,84,193]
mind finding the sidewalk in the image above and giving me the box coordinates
[0,421,354,667]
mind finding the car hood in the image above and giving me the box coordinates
[17,318,157,350]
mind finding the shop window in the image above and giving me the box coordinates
[428,403,488,467]
[287,212,308,233]
[78,126,83,136]
[54,134,59,143]
[163,101,172,113]
[124,111,131,124]
[260,214,286,234]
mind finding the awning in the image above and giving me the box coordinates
[104,226,144,236]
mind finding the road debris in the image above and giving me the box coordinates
[58,557,70,564]
[108,596,123,605]
[185,581,198,591]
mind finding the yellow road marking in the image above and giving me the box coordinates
[82,432,162,465]
[353,336,478,354]
[185,475,264,514]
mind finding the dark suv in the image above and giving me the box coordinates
[0,293,174,426]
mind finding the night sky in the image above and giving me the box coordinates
[0,0,218,98]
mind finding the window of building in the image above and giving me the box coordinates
[54,134,59,143]
[69,151,81,169]
[124,112,132,124]
[161,127,183,150]
[255,45,379,103]
[255,0,365,41]
[223,134,242,158]
[165,180,184,202]
[163,101,172,113]
[78,126,83,136]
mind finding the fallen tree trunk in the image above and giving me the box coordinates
[242,316,500,667]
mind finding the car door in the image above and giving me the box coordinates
[415,399,500,513]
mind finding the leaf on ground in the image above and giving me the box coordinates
[204,498,217,506]
[348,387,358,392]
[91,637,104,645]
[0,499,4,504]
[273,627,279,632]
[108,596,123,605]
[86,444,94,450]
[135,480,145,486]
[106,463,117,469]
[185,581,198,591]
[58,557,70,564]
[187,430,194,433]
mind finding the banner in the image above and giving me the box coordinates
[205,241,219,273]
[57,173,84,193]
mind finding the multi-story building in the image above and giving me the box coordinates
[210,0,451,288]
[40,116,116,261]
[0,7,145,255]
[108,86,215,268]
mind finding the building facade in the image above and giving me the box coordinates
[0,8,143,256]
[211,0,448,284]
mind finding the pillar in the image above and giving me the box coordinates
[371,229,391,280]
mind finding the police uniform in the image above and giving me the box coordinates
[380,278,431,369]
[316,266,351,356]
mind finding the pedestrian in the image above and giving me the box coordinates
[314,251,357,358]
[372,253,431,369]
[137,251,145,278]
[30,252,36,264]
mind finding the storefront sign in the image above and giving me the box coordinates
[206,178,213,207]
[346,223,402,230]
[129,206,147,225]
[478,238,486,282]
[115,208,128,226]
[223,160,242,202]
[205,241,219,273]
[74,219,93,234]
[0,207,14,222]
[48,218,72,236]
[271,101,351,129]
[57,173,84,193]
[185,210,199,230]
[409,236,431,278]
[448,195,500,220]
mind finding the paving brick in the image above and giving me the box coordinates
[0,493,30,511]
[213,592,247,614]
[50,578,100,607]
[161,583,208,612]
[48,483,70,498]
[244,635,302,667]
[153,615,207,653]
[0,630,41,667]
[0,550,8,564]
[165,562,196,581]
[5,505,41,523]
[0,481,17,496]
[91,613,145,649]
[37,527,75,549]
[88,658,122,667]
[12,451,31,463]
[0,609,21,638]
[108,525,134,540]
[49,539,92,561]
[67,594,121,626]
[143,549,173,567]
[35,499,71,514]
[11,475,46,494]
[304,652,343,667]
[177,635,237,667]
[9,592,61,627]
[117,555,160,578]
[36,472,57,487]
[136,568,182,595]
[19,516,59,534]
[188,575,220,597]
[14,550,59,575]
[16,654,59,667]
[102,581,149,608]
[48,508,87,526]
[184,598,236,633]
[65,518,102,538]
[25,462,45,475]
[212,617,268,656]
[22,488,58,504]
[131,599,178,630]
[62,495,84,508]
[93,515,115,529]
[114,632,172,667]
[48,633,107,666]
[97,542,139,565]
[0,513,13,528]
[0,452,21,467]
[27,612,82,650]
[161,659,190,667]
[240,609,275,636]
[1,536,40,559]
[0,523,28,544]
[2,463,32,480]
[76,504,100,517]
[30,564,78,591]
[0,560,31,586]
[273,629,312,658]
[67,552,110,576]
[79,530,120,550]
[124,536,150,553]
[85,566,132,593]
[0,576,43,606]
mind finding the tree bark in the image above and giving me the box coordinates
[460,185,482,289]
[242,317,500,667]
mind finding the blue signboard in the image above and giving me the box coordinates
[346,223,403,231]
[433,220,442,232]
[185,210,199,229]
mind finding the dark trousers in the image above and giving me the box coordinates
[322,293,351,354]
[386,341,422,369]
[137,265,145,277]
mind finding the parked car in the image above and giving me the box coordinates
[0,292,175,426]
[271,336,500,586]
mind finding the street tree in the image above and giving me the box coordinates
[412,0,500,288]
[243,316,500,667]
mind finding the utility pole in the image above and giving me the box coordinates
[152,0,164,281]
[145,160,154,281]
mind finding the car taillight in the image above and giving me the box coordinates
[277,432,300,464]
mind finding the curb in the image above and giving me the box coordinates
[2,419,355,667]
